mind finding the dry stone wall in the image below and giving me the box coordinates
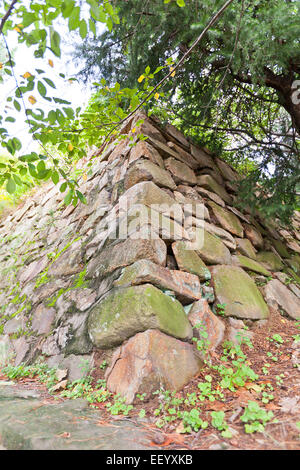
[0,112,300,402]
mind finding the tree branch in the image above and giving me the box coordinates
[0,0,18,35]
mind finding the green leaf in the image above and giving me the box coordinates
[43,77,56,88]
[89,18,96,35]
[37,160,46,173]
[6,178,16,194]
[62,107,75,119]
[50,29,61,58]
[64,189,73,205]
[62,0,75,18]
[76,190,86,204]
[68,7,80,31]
[37,81,47,97]
[48,110,57,124]
[79,19,88,39]
[13,100,21,111]
[51,170,59,185]
[60,182,67,193]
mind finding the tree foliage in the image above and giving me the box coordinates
[0,0,120,206]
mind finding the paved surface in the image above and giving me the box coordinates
[0,381,158,450]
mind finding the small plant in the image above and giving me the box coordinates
[197,375,224,401]
[216,303,226,317]
[266,351,278,362]
[100,360,107,370]
[275,373,285,386]
[261,391,274,404]
[210,411,232,439]
[106,395,133,416]
[192,321,210,357]
[262,363,271,375]
[284,276,294,286]
[269,334,284,344]
[240,401,274,434]
[181,409,208,433]
[136,393,146,401]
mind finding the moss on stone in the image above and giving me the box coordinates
[256,251,284,271]
[212,265,269,320]
[233,254,271,277]
[88,284,192,349]
[172,241,211,280]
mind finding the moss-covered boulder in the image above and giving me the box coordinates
[236,238,257,260]
[271,239,290,258]
[114,259,202,304]
[208,202,244,238]
[232,254,271,277]
[197,174,232,205]
[256,251,284,272]
[191,228,231,265]
[172,240,211,281]
[285,255,300,274]
[211,265,269,320]
[88,284,193,348]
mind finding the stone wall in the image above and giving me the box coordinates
[0,112,299,402]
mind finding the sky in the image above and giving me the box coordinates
[1,20,97,155]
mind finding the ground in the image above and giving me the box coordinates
[0,309,299,451]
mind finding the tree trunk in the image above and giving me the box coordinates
[280,86,300,136]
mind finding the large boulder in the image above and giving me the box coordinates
[256,251,284,272]
[172,240,211,281]
[114,259,202,304]
[88,284,193,348]
[211,265,269,320]
[264,279,300,320]
[190,228,232,265]
[244,224,264,249]
[188,300,225,351]
[236,238,257,260]
[105,329,202,403]
[124,159,176,191]
[86,237,167,279]
[208,202,244,238]
[197,174,232,205]
[232,254,271,277]
[164,157,197,185]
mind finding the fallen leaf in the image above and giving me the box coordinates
[265,403,280,411]
[57,432,70,439]
[28,95,36,105]
[50,380,68,392]
[56,368,68,382]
